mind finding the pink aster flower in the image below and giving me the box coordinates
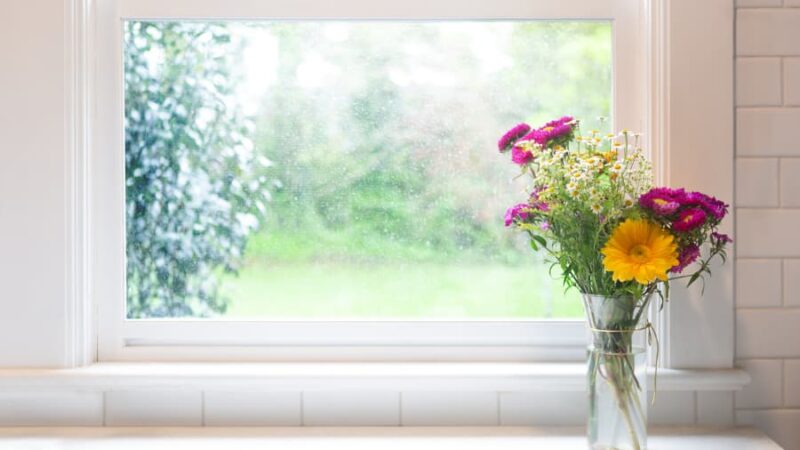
[537,123,572,143]
[524,118,575,147]
[700,196,728,221]
[504,204,530,227]
[677,191,728,220]
[498,123,531,153]
[639,187,683,216]
[676,191,704,205]
[511,145,534,165]
[544,116,574,128]
[540,221,550,231]
[670,244,701,274]
[516,129,546,146]
[673,208,707,232]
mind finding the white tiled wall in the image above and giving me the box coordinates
[0,391,103,426]
[736,2,800,449]
[303,391,400,426]
[0,388,723,428]
[203,391,302,426]
[402,392,498,426]
[104,390,203,426]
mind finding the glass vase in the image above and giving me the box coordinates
[583,294,648,450]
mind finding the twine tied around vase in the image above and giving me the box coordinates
[588,321,660,406]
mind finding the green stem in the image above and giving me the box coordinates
[611,359,641,450]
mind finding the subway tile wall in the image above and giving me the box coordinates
[735,1,800,449]
[0,389,724,428]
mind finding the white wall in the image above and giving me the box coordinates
[0,0,68,367]
[734,1,800,449]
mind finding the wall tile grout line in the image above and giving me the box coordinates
[737,256,785,260]
[781,57,785,105]
[738,356,800,361]
[201,391,205,427]
[736,105,800,110]
[738,54,800,58]
[735,406,800,412]
[300,392,305,426]
[495,392,501,426]
[736,206,800,210]
[399,392,404,426]
[781,259,786,306]
[735,6,788,9]
[737,55,785,59]
[781,360,786,407]
[736,306,800,310]
[777,157,782,206]
[736,155,800,159]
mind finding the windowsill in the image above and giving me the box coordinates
[0,426,781,449]
[0,362,750,392]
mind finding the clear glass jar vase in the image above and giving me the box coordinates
[583,294,649,450]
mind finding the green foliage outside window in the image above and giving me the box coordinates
[124,22,272,318]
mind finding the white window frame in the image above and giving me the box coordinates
[90,0,656,362]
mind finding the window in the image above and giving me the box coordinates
[95,0,645,361]
[124,20,611,320]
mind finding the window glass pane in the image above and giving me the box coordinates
[124,21,612,319]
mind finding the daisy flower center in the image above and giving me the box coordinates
[629,244,651,263]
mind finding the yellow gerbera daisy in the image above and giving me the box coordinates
[601,218,679,285]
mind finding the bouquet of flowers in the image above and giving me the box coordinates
[498,116,730,450]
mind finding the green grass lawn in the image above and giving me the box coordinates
[220,262,584,319]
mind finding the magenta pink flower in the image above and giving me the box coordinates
[639,187,684,215]
[670,244,701,273]
[518,117,576,147]
[700,196,728,221]
[677,191,729,221]
[504,204,530,227]
[511,145,534,165]
[498,123,531,153]
[528,129,550,145]
[678,191,705,205]
[544,116,574,128]
[535,124,572,144]
[673,208,707,232]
